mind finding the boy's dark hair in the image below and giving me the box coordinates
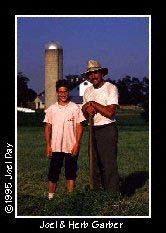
[56,80,70,91]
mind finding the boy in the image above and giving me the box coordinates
[43,80,85,199]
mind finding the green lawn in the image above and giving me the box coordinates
[17,109,149,216]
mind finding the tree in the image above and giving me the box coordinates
[27,88,37,102]
[116,76,132,105]
[141,77,149,121]
[17,72,37,107]
[130,77,144,105]
[65,74,83,90]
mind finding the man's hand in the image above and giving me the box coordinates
[71,143,80,156]
[82,102,96,117]
[46,145,52,159]
[86,106,96,117]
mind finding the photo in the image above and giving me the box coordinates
[16,15,150,218]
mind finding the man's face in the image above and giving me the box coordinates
[57,87,69,103]
[87,70,104,88]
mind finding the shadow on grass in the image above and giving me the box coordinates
[120,171,149,197]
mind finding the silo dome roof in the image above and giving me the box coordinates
[45,41,62,50]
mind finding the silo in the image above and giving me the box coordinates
[45,41,63,109]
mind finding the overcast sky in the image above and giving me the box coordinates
[17,15,150,93]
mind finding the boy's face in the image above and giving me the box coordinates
[57,86,69,103]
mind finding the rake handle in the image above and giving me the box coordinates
[89,115,94,189]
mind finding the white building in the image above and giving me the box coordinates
[34,95,45,109]
[33,80,92,108]
[70,80,92,97]
[69,80,92,105]
[79,80,92,96]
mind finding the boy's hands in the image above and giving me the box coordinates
[46,145,52,159]
[71,143,80,156]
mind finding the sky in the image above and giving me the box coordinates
[17,15,150,94]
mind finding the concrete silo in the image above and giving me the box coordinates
[45,41,63,109]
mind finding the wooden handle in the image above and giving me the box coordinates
[89,115,94,189]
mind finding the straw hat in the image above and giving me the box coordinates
[81,60,108,78]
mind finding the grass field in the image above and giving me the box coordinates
[17,108,149,217]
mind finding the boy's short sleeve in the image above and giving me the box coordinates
[43,107,52,124]
[76,105,86,123]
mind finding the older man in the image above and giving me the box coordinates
[81,60,120,192]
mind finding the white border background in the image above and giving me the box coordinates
[15,15,151,219]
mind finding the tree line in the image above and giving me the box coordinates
[17,72,149,112]
[17,72,37,107]
[66,74,149,106]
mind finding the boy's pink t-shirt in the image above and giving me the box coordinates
[43,101,85,153]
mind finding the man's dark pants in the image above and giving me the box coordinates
[91,122,119,192]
